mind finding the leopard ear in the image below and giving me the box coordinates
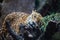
[32,10,36,14]
[32,10,41,16]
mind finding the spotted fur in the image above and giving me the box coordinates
[1,11,42,40]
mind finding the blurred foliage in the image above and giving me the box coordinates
[41,13,60,31]
[35,0,60,32]
[40,13,60,40]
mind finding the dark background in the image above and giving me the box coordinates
[0,0,60,16]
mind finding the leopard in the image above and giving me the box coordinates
[1,11,43,40]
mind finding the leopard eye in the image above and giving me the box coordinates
[34,16,36,18]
